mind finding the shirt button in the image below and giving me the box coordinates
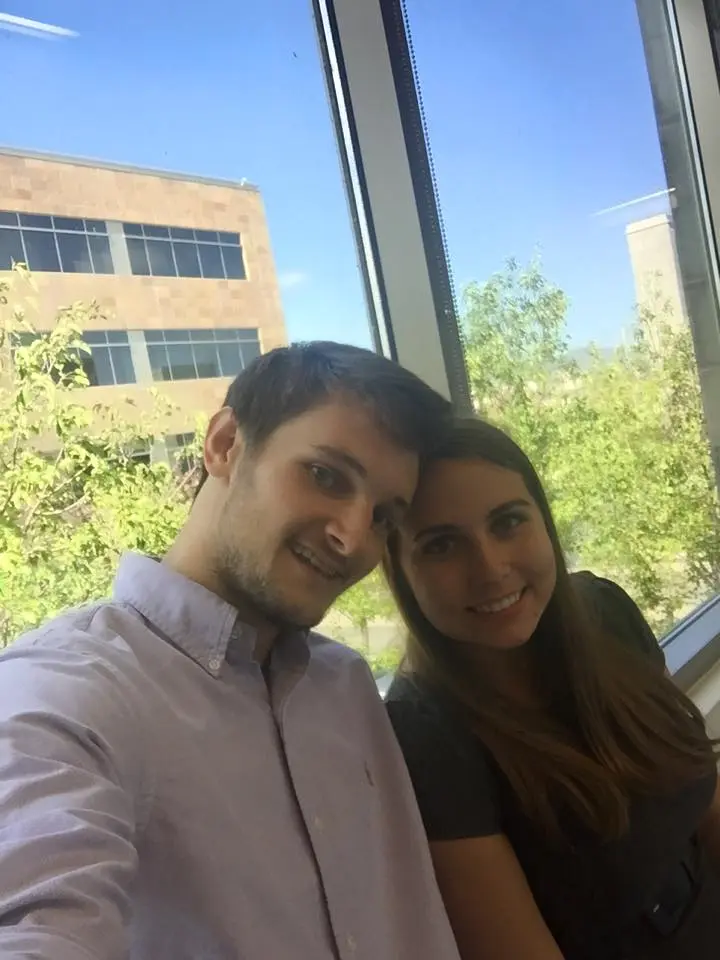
[347,934,357,952]
[208,657,222,672]
[313,815,324,831]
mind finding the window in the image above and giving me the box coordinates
[0,212,114,274]
[400,0,720,638]
[122,223,246,280]
[145,328,259,382]
[11,330,136,387]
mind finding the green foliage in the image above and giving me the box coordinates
[463,258,720,632]
[0,267,196,646]
[332,568,396,651]
[364,642,404,677]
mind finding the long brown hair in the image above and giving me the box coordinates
[384,416,717,839]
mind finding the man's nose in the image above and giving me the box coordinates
[325,500,376,557]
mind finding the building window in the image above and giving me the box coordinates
[82,331,136,385]
[122,222,246,280]
[12,330,136,387]
[145,328,260,382]
[0,211,114,274]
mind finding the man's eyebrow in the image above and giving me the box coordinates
[312,445,368,478]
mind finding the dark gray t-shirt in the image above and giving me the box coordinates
[387,572,718,959]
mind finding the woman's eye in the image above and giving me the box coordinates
[423,536,456,556]
[492,512,527,537]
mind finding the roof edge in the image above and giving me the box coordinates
[0,145,259,192]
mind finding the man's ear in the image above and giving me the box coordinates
[203,407,244,482]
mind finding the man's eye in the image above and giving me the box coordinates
[308,464,341,491]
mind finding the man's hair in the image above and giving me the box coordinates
[194,340,451,497]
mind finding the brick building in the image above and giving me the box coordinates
[0,147,286,453]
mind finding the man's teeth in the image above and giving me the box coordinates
[293,546,339,579]
[474,591,522,614]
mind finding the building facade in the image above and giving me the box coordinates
[625,213,688,328]
[0,147,286,449]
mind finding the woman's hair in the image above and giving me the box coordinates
[384,416,717,839]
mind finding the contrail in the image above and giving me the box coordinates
[0,13,78,39]
[593,188,675,218]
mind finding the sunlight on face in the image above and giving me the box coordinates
[214,400,419,629]
[399,458,557,650]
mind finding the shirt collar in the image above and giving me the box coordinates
[112,553,256,676]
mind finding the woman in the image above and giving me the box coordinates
[384,416,720,959]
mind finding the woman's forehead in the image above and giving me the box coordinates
[407,459,530,526]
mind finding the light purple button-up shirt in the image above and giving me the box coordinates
[0,553,459,960]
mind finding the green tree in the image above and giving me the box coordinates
[462,259,720,632]
[332,568,396,654]
[0,268,194,645]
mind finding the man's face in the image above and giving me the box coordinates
[209,400,418,630]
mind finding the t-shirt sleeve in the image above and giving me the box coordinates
[386,695,501,841]
[573,571,666,670]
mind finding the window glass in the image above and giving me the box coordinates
[22,230,60,272]
[221,244,245,279]
[170,227,194,241]
[0,228,25,270]
[89,235,114,274]
[53,216,85,232]
[192,342,221,379]
[86,345,114,386]
[146,239,177,277]
[106,331,129,344]
[0,211,18,227]
[217,342,243,376]
[56,232,92,273]
[195,229,219,243]
[19,213,52,229]
[111,346,136,384]
[127,238,150,276]
[172,242,202,278]
[85,219,107,235]
[144,225,171,239]
[83,331,107,345]
[240,340,261,367]
[197,243,224,279]
[166,343,196,380]
[405,0,720,634]
[148,344,171,380]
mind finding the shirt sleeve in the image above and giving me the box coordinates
[573,571,666,670]
[386,696,501,841]
[0,624,148,959]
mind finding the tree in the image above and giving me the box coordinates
[332,568,396,654]
[0,267,196,646]
[462,259,720,632]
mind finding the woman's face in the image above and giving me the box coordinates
[398,458,557,651]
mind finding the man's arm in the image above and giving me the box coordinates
[0,627,147,958]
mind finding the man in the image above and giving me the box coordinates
[0,342,460,960]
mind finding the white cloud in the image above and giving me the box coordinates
[0,13,78,40]
[279,270,309,290]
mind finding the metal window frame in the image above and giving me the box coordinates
[634,0,720,684]
[0,211,110,275]
[121,222,244,281]
[312,0,470,408]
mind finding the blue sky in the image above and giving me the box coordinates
[2,0,668,348]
